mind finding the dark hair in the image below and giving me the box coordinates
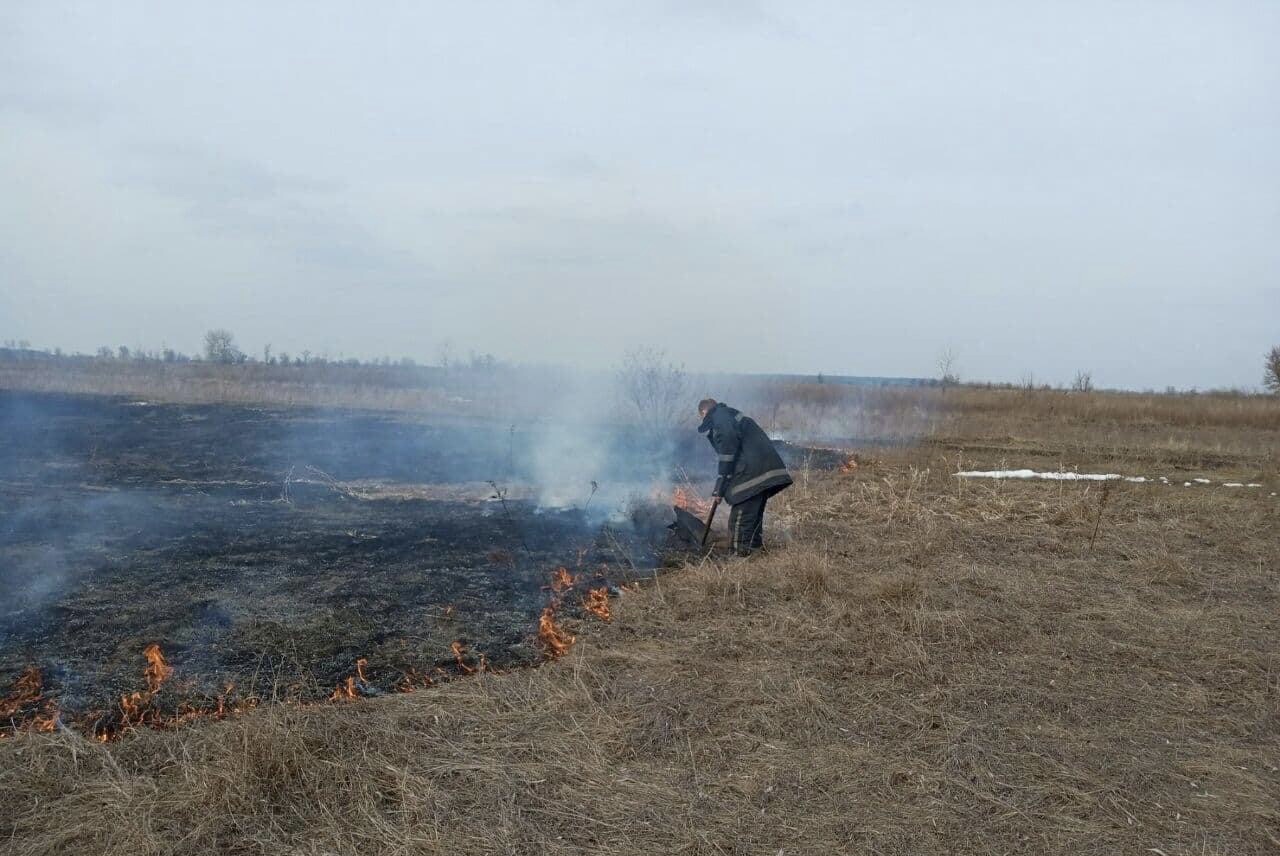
[697,398,717,413]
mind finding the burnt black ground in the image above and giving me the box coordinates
[0,392,688,728]
[0,390,843,731]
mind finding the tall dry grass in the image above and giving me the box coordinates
[730,381,1280,474]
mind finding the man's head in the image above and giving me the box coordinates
[697,398,717,419]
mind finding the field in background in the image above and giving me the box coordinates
[4,355,1276,474]
[1,356,1277,854]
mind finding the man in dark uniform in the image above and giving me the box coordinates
[698,398,793,556]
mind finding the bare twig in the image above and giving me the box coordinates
[1088,481,1113,555]
[487,480,531,556]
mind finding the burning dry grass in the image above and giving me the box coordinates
[2,448,1276,855]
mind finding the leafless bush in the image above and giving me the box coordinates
[616,346,688,439]
[203,329,243,364]
[1265,346,1280,393]
[936,346,959,387]
[1071,370,1094,392]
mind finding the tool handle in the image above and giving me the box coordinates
[700,497,721,548]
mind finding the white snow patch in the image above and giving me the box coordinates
[955,470,1271,496]
[955,469,1125,482]
[956,470,1150,483]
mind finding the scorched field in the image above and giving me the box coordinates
[1,381,1277,856]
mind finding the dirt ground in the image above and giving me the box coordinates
[1,388,1277,854]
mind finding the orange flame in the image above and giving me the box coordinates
[0,667,60,736]
[537,608,575,658]
[396,669,435,693]
[329,657,368,701]
[673,486,711,516]
[451,641,476,674]
[839,454,859,474]
[32,708,59,733]
[0,666,44,719]
[143,643,173,694]
[329,677,358,702]
[114,644,176,728]
[214,683,236,718]
[582,587,611,621]
[549,567,576,593]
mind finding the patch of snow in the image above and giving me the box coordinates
[954,469,1271,497]
[955,470,1124,481]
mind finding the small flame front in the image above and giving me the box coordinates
[0,666,59,737]
[537,608,575,658]
[329,657,369,701]
[143,643,173,694]
[673,486,712,516]
[451,641,476,674]
[549,567,576,593]
[0,666,43,720]
[582,587,611,621]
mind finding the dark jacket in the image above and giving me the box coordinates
[698,403,793,505]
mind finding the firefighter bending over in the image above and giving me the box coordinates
[697,398,793,557]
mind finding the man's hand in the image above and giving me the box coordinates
[713,476,728,499]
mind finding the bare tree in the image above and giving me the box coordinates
[617,347,688,440]
[203,329,242,364]
[437,340,454,371]
[1071,370,1094,393]
[936,346,959,387]
[1265,346,1280,393]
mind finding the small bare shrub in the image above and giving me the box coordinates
[616,346,688,440]
[203,329,243,364]
[937,346,959,387]
[1265,345,1280,393]
[1071,370,1094,392]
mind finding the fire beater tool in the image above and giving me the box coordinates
[700,497,721,549]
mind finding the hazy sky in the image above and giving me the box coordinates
[2,2,1277,389]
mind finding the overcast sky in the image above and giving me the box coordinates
[2,2,1276,389]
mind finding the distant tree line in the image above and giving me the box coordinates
[1,330,505,374]
[5,335,1279,395]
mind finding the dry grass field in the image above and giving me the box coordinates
[1,371,1277,855]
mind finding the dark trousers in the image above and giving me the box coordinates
[727,493,768,555]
